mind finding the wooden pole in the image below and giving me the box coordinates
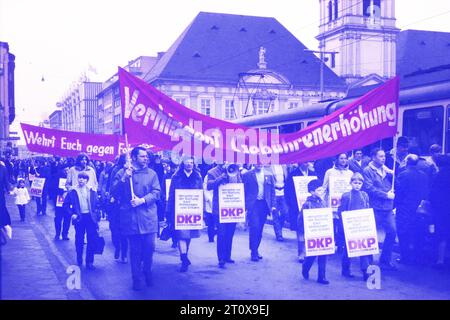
[124,134,136,199]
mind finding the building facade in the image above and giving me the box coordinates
[0,41,16,152]
[316,0,400,84]
[97,56,159,134]
[59,81,102,133]
[48,110,62,130]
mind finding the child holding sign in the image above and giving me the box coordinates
[11,179,30,222]
[337,172,373,281]
[301,179,330,285]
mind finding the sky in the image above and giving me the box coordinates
[1,0,450,144]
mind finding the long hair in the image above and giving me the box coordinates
[75,153,90,168]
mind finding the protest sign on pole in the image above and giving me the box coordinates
[175,189,203,230]
[165,179,171,201]
[303,208,335,256]
[329,175,352,209]
[218,183,246,223]
[342,209,380,258]
[293,176,318,210]
[56,193,66,207]
[30,178,46,198]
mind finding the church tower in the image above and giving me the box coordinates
[317,0,400,84]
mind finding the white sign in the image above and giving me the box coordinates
[342,209,380,258]
[56,193,66,207]
[329,175,352,209]
[175,189,203,230]
[303,208,335,256]
[28,173,35,182]
[165,179,171,200]
[293,176,317,210]
[218,183,246,223]
[30,177,46,198]
[58,178,67,190]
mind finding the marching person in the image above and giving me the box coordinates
[363,148,397,271]
[54,165,71,240]
[270,164,289,242]
[10,178,31,222]
[166,156,203,272]
[63,172,100,270]
[207,163,242,268]
[348,149,370,174]
[337,172,373,280]
[66,153,98,192]
[111,147,161,290]
[285,162,316,263]
[301,179,330,285]
[242,164,276,262]
[203,174,216,243]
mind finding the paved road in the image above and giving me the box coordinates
[1,193,450,300]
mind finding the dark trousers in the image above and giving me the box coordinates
[17,205,26,221]
[374,209,397,264]
[54,206,71,238]
[303,255,327,280]
[35,195,47,215]
[397,218,423,264]
[272,196,288,238]
[214,214,236,262]
[248,200,269,255]
[128,233,156,281]
[342,247,373,274]
[205,212,217,241]
[112,229,128,259]
[74,214,98,265]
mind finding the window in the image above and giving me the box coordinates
[334,0,339,20]
[175,97,187,106]
[201,99,211,116]
[403,106,444,155]
[328,1,333,22]
[256,100,271,115]
[288,102,299,109]
[279,123,302,134]
[224,99,236,120]
[114,114,121,131]
[363,0,381,17]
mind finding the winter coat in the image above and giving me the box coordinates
[11,187,31,205]
[63,187,100,224]
[430,167,450,231]
[362,162,394,211]
[111,166,161,236]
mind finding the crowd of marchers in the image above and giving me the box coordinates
[0,137,449,291]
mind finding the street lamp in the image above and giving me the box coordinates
[304,49,338,101]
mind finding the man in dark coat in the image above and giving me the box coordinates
[0,162,12,227]
[395,154,430,265]
[111,147,160,291]
[242,165,276,261]
[207,163,242,268]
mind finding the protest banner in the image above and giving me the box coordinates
[28,173,35,182]
[58,178,67,190]
[119,67,399,164]
[218,183,246,223]
[342,209,380,258]
[175,189,203,230]
[303,208,335,256]
[30,177,46,198]
[329,174,352,209]
[293,176,318,210]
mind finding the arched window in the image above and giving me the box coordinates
[363,0,381,17]
[334,0,339,19]
[328,1,333,22]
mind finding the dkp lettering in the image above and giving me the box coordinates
[348,238,377,250]
[177,214,201,224]
[220,208,244,217]
[307,237,333,249]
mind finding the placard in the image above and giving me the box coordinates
[329,175,352,209]
[218,183,246,223]
[56,193,67,207]
[293,176,317,210]
[30,177,46,198]
[58,178,67,190]
[175,189,203,230]
[303,208,335,256]
[342,209,380,258]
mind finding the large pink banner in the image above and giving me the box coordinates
[20,123,125,161]
[119,67,399,164]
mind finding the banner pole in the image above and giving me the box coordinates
[390,132,399,192]
[124,134,136,199]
